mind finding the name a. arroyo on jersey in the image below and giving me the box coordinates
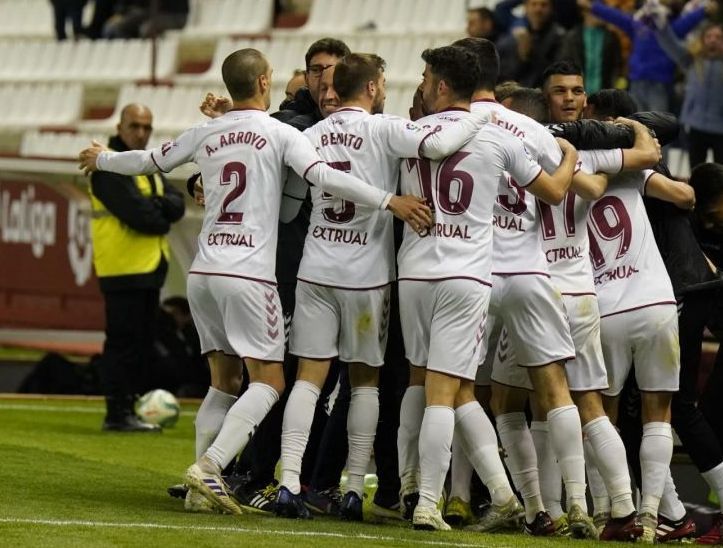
[207,232,255,247]
[594,265,639,285]
[420,222,471,239]
[312,226,368,245]
[546,245,583,263]
[205,131,267,156]
[320,132,363,149]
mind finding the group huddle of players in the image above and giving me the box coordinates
[79,35,706,544]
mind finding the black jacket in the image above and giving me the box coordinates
[91,135,185,292]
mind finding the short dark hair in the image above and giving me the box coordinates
[452,37,499,91]
[304,37,351,68]
[506,88,550,124]
[690,162,723,204]
[222,48,269,101]
[468,7,495,20]
[542,60,583,89]
[587,89,638,118]
[421,46,480,101]
[333,53,386,102]
[495,80,522,102]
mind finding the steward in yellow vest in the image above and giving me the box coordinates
[88,104,185,432]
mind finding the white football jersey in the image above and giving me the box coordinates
[471,100,562,275]
[145,109,374,284]
[297,107,427,288]
[541,148,623,294]
[587,169,676,316]
[398,109,543,284]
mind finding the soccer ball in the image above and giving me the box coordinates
[136,389,180,428]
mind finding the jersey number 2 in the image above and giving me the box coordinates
[216,161,246,224]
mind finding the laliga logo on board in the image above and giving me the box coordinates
[0,183,56,258]
[67,200,93,287]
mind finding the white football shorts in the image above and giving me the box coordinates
[400,278,490,381]
[563,294,609,392]
[187,273,284,362]
[600,303,680,397]
[475,273,575,389]
[289,280,390,367]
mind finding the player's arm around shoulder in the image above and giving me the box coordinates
[526,137,578,205]
[644,171,696,210]
[615,117,662,171]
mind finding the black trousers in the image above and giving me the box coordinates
[100,288,159,415]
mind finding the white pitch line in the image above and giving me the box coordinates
[0,403,196,417]
[0,517,512,548]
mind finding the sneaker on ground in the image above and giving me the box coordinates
[696,512,722,545]
[340,491,364,522]
[568,503,598,540]
[524,511,556,536]
[304,486,342,516]
[552,513,571,537]
[370,500,404,521]
[464,496,525,533]
[275,486,312,520]
[594,511,611,537]
[232,481,278,514]
[599,511,643,542]
[185,459,242,515]
[640,512,658,544]
[413,505,452,531]
[184,487,216,513]
[444,496,474,526]
[401,491,420,521]
[167,483,188,500]
[656,514,696,543]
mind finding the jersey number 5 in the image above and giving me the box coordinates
[322,161,355,224]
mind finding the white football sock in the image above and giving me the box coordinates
[418,405,454,510]
[496,412,544,522]
[346,386,379,497]
[584,437,611,516]
[531,420,563,520]
[398,386,425,492]
[702,461,723,514]
[203,382,279,470]
[659,470,687,521]
[279,380,321,494]
[450,431,473,502]
[583,416,635,518]
[194,386,237,459]
[456,402,514,508]
[640,421,673,517]
[547,405,587,513]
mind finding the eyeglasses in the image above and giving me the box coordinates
[307,64,334,76]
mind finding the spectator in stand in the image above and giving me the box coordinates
[103,0,188,39]
[50,0,86,40]
[656,21,723,170]
[85,0,113,39]
[466,7,500,42]
[558,3,624,93]
[577,0,711,112]
[497,0,566,87]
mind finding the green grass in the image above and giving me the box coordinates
[0,397,607,547]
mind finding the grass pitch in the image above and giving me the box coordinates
[0,397,608,547]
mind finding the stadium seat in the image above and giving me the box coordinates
[0,37,178,83]
[0,82,82,129]
[176,37,270,85]
[20,130,172,159]
[183,0,274,37]
[0,0,54,38]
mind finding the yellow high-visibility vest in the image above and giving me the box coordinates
[89,172,170,278]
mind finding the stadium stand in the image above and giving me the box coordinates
[182,0,274,37]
